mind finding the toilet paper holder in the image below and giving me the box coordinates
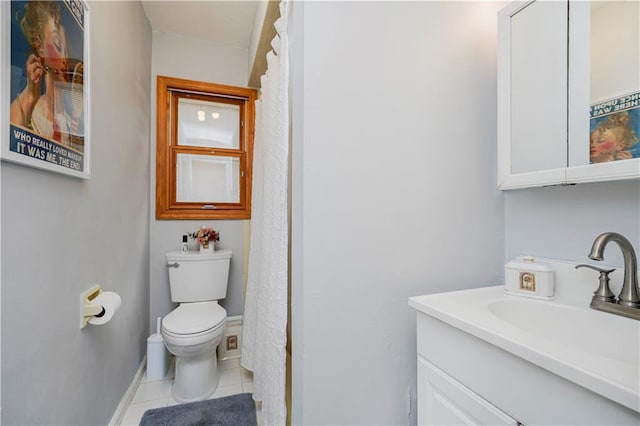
[80,284,107,328]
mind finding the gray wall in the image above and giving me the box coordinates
[1,2,151,425]
[149,32,250,332]
[505,180,640,267]
[290,2,506,424]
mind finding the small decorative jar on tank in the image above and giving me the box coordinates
[505,256,555,300]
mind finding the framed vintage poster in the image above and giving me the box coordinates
[589,90,640,165]
[1,0,90,178]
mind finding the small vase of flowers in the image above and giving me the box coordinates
[189,226,220,253]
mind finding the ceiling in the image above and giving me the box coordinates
[141,1,259,49]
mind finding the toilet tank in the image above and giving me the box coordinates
[166,250,232,302]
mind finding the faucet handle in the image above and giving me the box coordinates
[575,264,616,302]
[575,264,615,274]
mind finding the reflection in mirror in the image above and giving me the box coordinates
[589,1,640,165]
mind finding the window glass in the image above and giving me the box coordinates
[176,154,240,203]
[177,98,240,149]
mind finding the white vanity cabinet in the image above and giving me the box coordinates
[497,0,640,190]
[418,356,518,426]
[410,285,640,426]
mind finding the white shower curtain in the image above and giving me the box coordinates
[242,1,289,425]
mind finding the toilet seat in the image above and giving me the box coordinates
[163,301,226,336]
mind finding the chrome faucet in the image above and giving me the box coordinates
[577,232,640,321]
[588,232,640,308]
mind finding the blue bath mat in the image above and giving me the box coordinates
[139,392,256,426]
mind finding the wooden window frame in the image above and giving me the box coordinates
[156,76,257,220]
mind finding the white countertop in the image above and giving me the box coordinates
[409,282,640,413]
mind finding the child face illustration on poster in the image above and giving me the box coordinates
[590,109,640,164]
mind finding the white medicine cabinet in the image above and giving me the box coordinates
[497,0,640,190]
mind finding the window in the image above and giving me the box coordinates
[156,76,257,219]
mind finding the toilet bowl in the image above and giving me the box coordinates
[161,250,232,403]
[162,301,227,402]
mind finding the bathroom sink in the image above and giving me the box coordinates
[488,298,639,365]
[409,281,640,413]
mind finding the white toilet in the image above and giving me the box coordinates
[162,249,232,403]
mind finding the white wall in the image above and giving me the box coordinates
[149,32,250,331]
[505,180,640,267]
[291,2,505,424]
[1,2,151,424]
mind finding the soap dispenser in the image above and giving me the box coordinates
[181,234,189,252]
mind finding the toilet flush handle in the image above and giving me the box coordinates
[167,262,180,268]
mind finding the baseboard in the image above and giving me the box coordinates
[218,315,243,361]
[109,356,146,426]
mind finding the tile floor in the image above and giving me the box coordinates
[119,356,256,426]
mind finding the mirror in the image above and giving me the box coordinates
[586,1,639,165]
[498,0,640,189]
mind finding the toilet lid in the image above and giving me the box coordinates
[163,302,226,335]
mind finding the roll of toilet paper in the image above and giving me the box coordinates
[88,291,122,325]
